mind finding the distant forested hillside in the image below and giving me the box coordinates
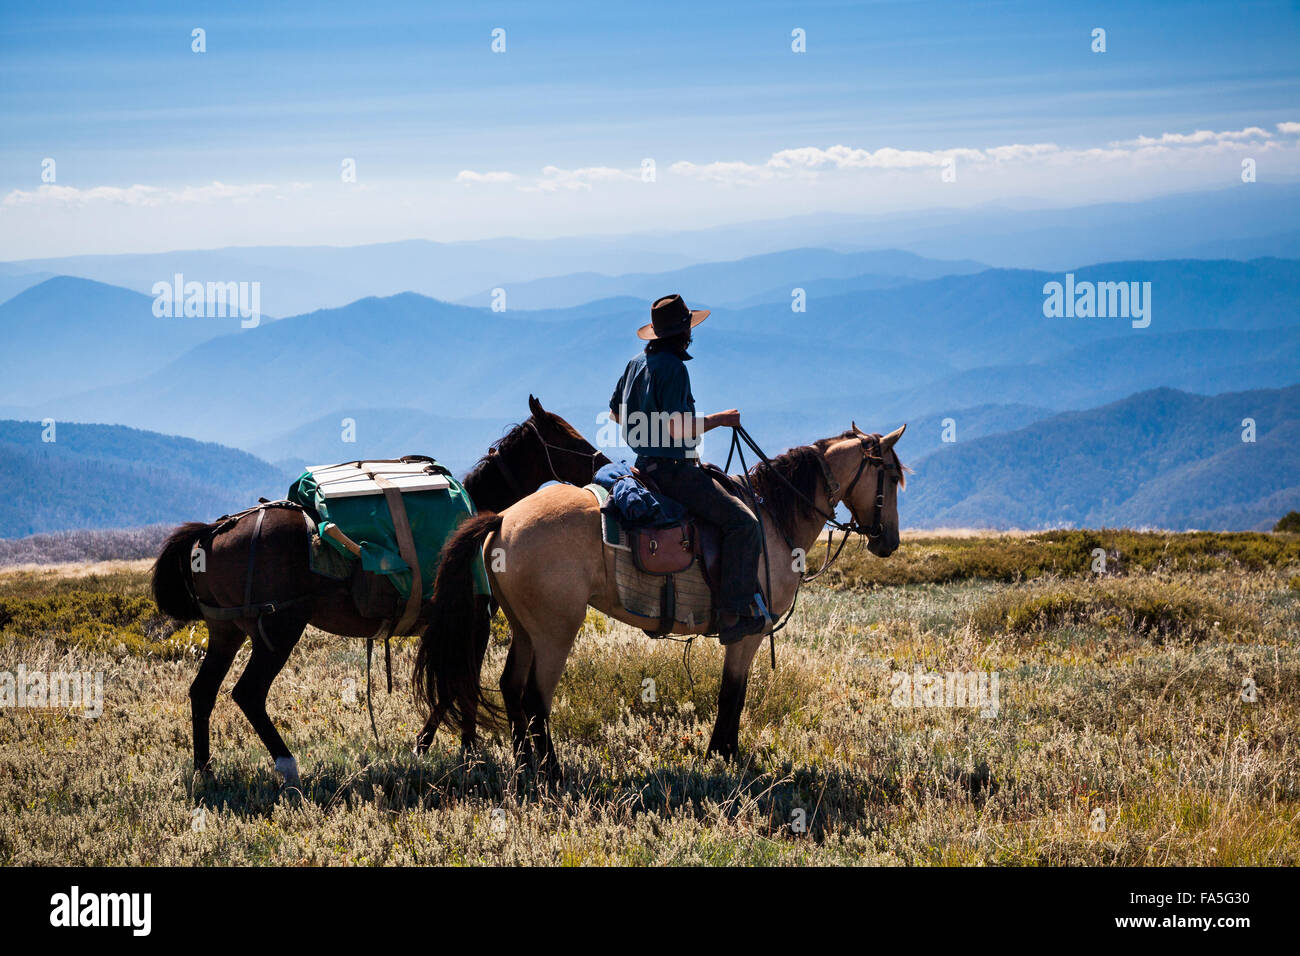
[0,420,295,538]
[903,385,1300,530]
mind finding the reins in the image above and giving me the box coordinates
[723,425,897,666]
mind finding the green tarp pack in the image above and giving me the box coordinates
[286,457,489,600]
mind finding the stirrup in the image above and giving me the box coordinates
[752,591,774,635]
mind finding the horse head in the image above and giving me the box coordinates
[831,422,907,557]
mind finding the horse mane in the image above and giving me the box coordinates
[748,432,909,537]
[460,420,531,489]
[747,445,830,538]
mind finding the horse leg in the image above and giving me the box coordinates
[521,614,583,780]
[499,628,535,767]
[707,630,767,761]
[230,614,307,787]
[521,664,558,778]
[415,707,444,754]
[189,621,245,775]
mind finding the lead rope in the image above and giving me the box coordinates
[365,637,378,743]
[726,428,778,670]
[363,627,394,745]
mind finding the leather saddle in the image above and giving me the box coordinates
[622,464,726,592]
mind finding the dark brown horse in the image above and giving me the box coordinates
[152,396,608,787]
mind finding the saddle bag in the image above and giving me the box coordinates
[628,522,696,575]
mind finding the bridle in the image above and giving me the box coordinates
[731,426,896,538]
[487,418,607,497]
[726,425,900,664]
[834,433,900,542]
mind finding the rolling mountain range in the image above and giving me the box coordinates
[457,248,987,310]
[903,385,1300,531]
[9,255,1294,453]
[5,183,1299,316]
[0,277,232,407]
[1,383,1294,538]
[0,227,1297,535]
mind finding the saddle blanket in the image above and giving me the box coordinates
[585,483,715,632]
[287,457,488,600]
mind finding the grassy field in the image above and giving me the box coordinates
[2,530,1298,866]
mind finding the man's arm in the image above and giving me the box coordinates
[666,409,739,440]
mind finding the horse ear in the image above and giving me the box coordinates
[880,424,906,450]
[528,395,546,419]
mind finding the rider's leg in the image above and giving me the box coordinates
[643,461,763,640]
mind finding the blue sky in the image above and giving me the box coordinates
[1,0,1297,257]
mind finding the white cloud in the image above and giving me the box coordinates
[669,125,1293,186]
[456,165,636,191]
[1109,126,1272,147]
[455,170,518,184]
[2,181,294,207]
[667,159,775,185]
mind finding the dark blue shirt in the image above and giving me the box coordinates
[609,350,699,460]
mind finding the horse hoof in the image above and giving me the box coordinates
[274,756,301,790]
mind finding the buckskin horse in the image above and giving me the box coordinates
[414,423,905,774]
[152,396,608,787]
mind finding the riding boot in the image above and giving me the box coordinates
[716,609,765,646]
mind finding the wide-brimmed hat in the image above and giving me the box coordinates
[637,293,710,341]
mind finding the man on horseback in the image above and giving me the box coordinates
[608,294,765,645]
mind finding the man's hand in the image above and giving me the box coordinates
[714,409,741,429]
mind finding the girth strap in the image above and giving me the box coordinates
[193,504,313,650]
[372,474,423,635]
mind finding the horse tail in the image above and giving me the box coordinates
[151,521,212,621]
[413,512,505,733]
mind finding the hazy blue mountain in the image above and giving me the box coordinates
[882,405,1056,462]
[724,273,922,309]
[250,407,511,477]
[0,270,56,306]
[6,184,1297,316]
[901,385,1300,531]
[0,420,295,538]
[1176,230,1300,261]
[457,248,987,310]
[865,326,1300,425]
[727,183,1300,270]
[710,258,1300,370]
[8,255,1294,459]
[0,276,236,407]
[512,296,646,322]
[0,237,703,318]
[29,291,953,449]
